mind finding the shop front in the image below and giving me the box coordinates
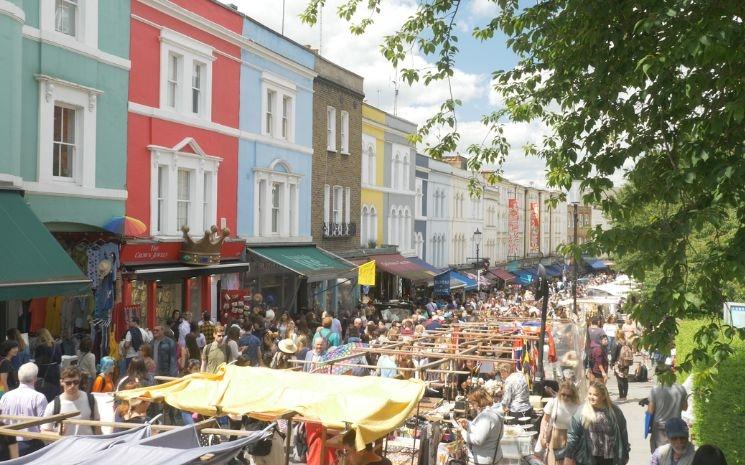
[119,231,247,330]
[0,188,93,337]
[350,252,434,304]
[245,245,357,316]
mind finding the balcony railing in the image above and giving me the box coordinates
[323,222,356,238]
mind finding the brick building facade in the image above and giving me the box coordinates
[311,54,364,252]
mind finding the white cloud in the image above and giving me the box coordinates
[232,0,549,186]
[468,0,500,16]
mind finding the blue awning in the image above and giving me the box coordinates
[544,265,563,277]
[450,271,477,290]
[511,268,536,285]
[583,257,608,270]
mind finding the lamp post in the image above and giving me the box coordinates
[535,263,549,393]
[473,228,482,291]
[568,180,581,316]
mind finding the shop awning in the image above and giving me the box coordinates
[406,257,446,275]
[450,271,477,290]
[248,246,355,283]
[544,264,564,277]
[351,253,434,282]
[512,268,537,285]
[124,262,250,280]
[463,272,492,288]
[583,257,608,270]
[489,268,516,282]
[0,189,90,301]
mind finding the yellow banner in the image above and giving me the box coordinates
[357,260,376,286]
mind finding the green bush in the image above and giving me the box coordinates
[675,320,745,465]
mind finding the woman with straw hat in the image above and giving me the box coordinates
[270,339,298,369]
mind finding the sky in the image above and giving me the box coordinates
[232,0,550,187]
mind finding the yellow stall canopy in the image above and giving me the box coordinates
[119,365,426,450]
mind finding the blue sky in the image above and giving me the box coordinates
[233,0,549,186]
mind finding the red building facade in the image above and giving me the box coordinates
[123,0,244,328]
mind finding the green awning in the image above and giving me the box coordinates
[0,189,91,300]
[247,246,355,283]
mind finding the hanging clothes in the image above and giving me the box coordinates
[29,299,47,332]
[44,297,63,336]
[94,273,114,319]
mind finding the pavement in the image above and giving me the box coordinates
[606,361,655,465]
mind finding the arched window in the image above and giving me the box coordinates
[370,206,378,243]
[389,207,398,246]
[360,205,369,246]
[402,207,411,250]
[402,154,410,190]
[415,232,423,259]
[391,154,399,189]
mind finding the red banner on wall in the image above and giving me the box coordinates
[121,240,245,265]
[508,199,519,257]
[530,202,540,253]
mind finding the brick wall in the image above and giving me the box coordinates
[311,76,363,252]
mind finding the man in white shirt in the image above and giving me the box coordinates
[123,316,152,367]
[41,366,100,436]
[178,311,192,347]
[0,363,48,455]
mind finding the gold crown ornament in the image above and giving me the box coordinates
[180,225,230,266]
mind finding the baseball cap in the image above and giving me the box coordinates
[665,418,688,439]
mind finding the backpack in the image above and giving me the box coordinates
[53,391,96,419]
[129,327,144,352]
[632,363,648,382]
[290,422,308,463]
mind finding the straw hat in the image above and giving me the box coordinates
[97,259,112,278]
[278,338,298,354]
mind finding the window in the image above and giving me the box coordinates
[391,155,399,190]
[362,136,376,185]
[340,111,349,154]
[160,30,214,119]
[202,173,212,231]
[37,75,100,189]
[324,185,331,225]
[344,187,351,224]
[166,53,182,109]
[333,186,343,223]
[415,232,424,259]
[192,61,205,115]
[176,169,191,229]
[254,159,300,238]
[360,206,369,246]
[150,138,221,236]
[282,96,292,139]
[271,183,281,234]
[52,105,76,179]
[156,166,167,233]
[266,90,276,136]
[327,107,337,151]
[55,0,78,37]
[415,179,423,218]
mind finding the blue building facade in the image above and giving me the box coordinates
[237,19,315,243]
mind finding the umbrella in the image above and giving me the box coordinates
[103,216,148,236]
[312,342,369,375]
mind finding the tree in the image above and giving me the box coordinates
[301,0,745,376]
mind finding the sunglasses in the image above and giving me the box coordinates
[63,379,80,387]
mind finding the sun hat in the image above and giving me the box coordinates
[278,338,298,354]
[265,309,275,321]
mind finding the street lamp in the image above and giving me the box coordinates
[568,180,581,317]
[473,228,482,291]
[535,263,549,393]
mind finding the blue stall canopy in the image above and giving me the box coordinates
[583,257,609,270]
[450,271,478,290]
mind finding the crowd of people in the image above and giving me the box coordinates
[0,272,731,464]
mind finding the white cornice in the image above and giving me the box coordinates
[362,184,415,196]
[363,118,416,140]
[134,0,317,80]
[23,181,128,200]
[36,74,104,96]
[128,101,314,155]
[22,26,131,70]
[0,0,24,23]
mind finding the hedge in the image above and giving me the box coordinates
[675,320,745,464]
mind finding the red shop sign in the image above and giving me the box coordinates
[121,240,245,265]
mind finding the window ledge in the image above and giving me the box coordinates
[327,148,337,153]
[340,151,350,156]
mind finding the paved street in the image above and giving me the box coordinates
[606,362,655,465]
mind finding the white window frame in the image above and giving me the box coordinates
[253,159,301,238]
[166,52,183,110]
[191,60,207,116]
[261,72,296,142]
[265,89,276,136]
[340,110,349,154]
[415,179,423,219]
[327,106,337,151]
[51,103,77,180]
[159,29,214,119]
[149,138,221,236]
[176,168,193,230]
[362,135,376,185]
[271,182,282,234]
[40,0,97,48]
[332,185,343,224]
[360,205,369,246]
[37,75,100,188]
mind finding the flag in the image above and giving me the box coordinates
[358,260,376,286]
